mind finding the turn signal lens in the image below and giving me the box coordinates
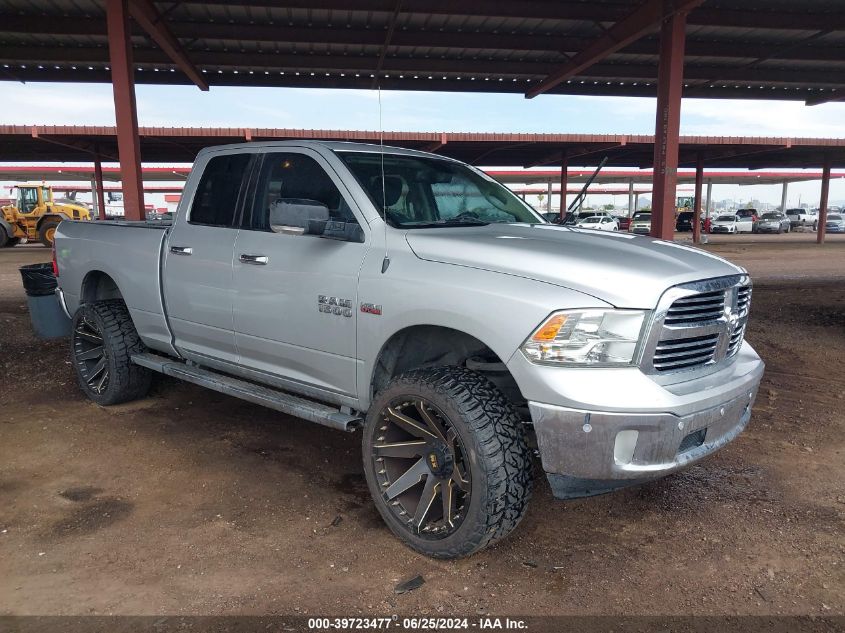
[531,314,568,342]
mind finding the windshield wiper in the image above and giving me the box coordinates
[404,218,491,228]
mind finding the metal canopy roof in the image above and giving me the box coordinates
[2,1,844,104]
[4,125,845,169]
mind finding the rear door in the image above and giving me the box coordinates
[162,151,253,364]
[231,149,368,397]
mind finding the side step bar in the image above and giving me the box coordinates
[131,352,362,432]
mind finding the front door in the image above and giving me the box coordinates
[162,151,252,364]
[232,149,368,397]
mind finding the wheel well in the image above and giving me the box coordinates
[371,325,527,412]
[81,271,123,304]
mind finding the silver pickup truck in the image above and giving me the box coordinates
[55,141,764,559]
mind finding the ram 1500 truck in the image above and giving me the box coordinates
[55,141,764,559]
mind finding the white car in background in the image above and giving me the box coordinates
[576,215,618,231]
[711,214,745,234]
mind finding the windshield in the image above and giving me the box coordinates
[829,214,842,221]
[580,217,601,224]
[717,215,736,221]
[633,214,651,221]
[337,151,542,228]
[761,213,781,220]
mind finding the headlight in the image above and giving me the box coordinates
[521,309,647,366]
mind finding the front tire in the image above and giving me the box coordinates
[362,367,533,559]
[38,220,60,247]
[71,300,152,405]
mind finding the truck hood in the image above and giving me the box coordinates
[405,223,744,308]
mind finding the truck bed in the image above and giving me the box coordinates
[55,219,176,355]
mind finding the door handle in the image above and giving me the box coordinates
[170,246,193,255]
[239,253,269,265]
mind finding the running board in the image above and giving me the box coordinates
[131,352,362,432]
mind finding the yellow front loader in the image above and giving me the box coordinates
[0,184,91,247]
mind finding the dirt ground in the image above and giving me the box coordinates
[0,240,843,618]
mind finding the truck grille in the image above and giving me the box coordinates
[653,333,719,371]
[643,276,751,376]
[664,290,726,325]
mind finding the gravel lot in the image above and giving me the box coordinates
[0,239,843,618]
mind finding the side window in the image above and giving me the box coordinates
[189,153,251,227]
[247,153,357,233]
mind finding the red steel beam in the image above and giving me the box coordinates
[692,153,703,244]
[128,0,208,91]
[650,6,688,241]
[94,151,107,221]
[107,0,146,221]
[559,155,568,222]
[526,0,705,99]
[817,155,831,245]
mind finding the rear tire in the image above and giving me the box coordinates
[362,367,533,559]
[71,300,152,406]
[38,220,60,247]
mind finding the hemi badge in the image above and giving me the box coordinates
[360,303,382,315]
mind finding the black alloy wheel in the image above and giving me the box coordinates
[73,314,110,395]
[369,397,471,539]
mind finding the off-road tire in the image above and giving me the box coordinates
[38,220,60,247]
[71,300,152,406]
[362,366,533,559]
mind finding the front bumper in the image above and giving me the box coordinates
[511,343,764,499]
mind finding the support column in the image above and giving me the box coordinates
[693,153,703,244]
[90,179,99,218]
[559,155,568,222]
[107,0,145,221]
[94,152,107,220]
[634,192,640,214]
[547,181,553,213]
[650,7,688,241]
[705,180,713,219]
[817,156,831,245]
[627,179,634,217]
[780,181,789,213]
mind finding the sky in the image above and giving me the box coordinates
[2,81,844,207]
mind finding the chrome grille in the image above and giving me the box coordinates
[727,322,745,357]
[642,275,752,376]
[736,286,752,317]
[653,333,719,372]
[664,290,726,325]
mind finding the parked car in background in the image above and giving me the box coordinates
[825,213,845,233]
[675,211,700,232]
[736,208,758,233]
[629,212,651,234]
[711,214,742,234]
[755,212,791,234]
[785,208,813,229]
[576,215,618,231]
[617,216,632,231]
[563,210,613,226]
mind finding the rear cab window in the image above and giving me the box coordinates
[188,153,253,227]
